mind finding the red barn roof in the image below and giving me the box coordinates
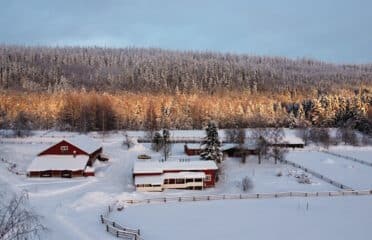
[38,135,102,156]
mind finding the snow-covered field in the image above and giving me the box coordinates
[287,150,372,190]
[111,196,372,240]
[329,145,372,164]
[0,130,371,239]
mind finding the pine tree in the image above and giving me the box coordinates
[200,121,223,163]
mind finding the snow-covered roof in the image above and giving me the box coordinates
[27,155,89,172]
[65,135,102,154]
[133,160,218,174]
[281,135,305,145]
[134,171,206,185]
[185,144,201,149]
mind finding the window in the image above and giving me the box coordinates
[205,174,212,182]
[176,179,185,184]
[186,179,194,183]
[60,146,69,152]
[195,178,202,182]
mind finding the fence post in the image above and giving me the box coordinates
[164,197,167,203]
[113,222,115,227]
[138,229,141,235]
[100,215,104,224]
[106,225,109,232]
[116,230,119,237]
[256,193,259,198]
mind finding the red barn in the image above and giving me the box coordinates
[133,160,218,192]
[184,144,202,156]
[27,135,103,178]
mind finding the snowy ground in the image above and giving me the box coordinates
[329,145,372,164]
[0,130,371,239]
[287,150,372,190]
[110,196,372,240]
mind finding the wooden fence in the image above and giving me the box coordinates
[100,205,143,240]
[0,157,26,175]
[321,150,372,168]
[121,189,372,205]
[280,158,353,190]
[101,215,142,240]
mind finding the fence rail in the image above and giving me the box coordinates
[321,150,372,168]
[121,189,372,205]
[0,157,26,175]
[280,159,353,190]
[100,205,143,240]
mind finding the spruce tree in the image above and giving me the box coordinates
[200,121,223,163]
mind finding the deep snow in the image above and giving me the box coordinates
[0,130,371,240]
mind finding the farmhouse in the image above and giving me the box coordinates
[133,160,218,192]
[27,135,104,178]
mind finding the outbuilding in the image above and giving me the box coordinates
[27,135,104,178]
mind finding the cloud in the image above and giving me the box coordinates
[0,0,371,63]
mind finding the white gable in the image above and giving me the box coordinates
[65,135,102,154]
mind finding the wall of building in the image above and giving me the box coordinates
[38,140,88,156]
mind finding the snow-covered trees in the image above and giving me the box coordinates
[0,46,371,133]
[12,111,32,137]
[200,122,223,163]
[252,128,270,164]
[0,191,45,240]
[151,129,172,161]
[267,128,287,164]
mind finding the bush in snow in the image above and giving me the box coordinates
[242,177,253,192]
[122,131,136,149]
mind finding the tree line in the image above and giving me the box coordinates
[1,46,372,94]
[1,91,371,135]
[0,46,371,134]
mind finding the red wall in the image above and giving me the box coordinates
[184,145,202,156]
[134,169,217,188]
[203,169,216,187]
[38,140,88,156]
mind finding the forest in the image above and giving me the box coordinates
[0,46,371,134]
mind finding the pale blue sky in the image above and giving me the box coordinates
[1,0,372,63]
